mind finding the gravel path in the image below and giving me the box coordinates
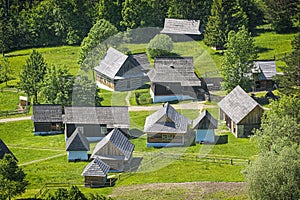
[0,116,31,123]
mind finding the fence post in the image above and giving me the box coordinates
[230,159,233,165]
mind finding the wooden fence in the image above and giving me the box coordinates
[0,106,30,117]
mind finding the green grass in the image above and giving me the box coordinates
[0,89,26,110]
[99,89,128,106]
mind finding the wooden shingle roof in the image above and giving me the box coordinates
[130,53,151,72]
[147,57,201,86]
[192,110,218,129]
[63,107,129,129]
[0,139,17,161]
[161,18,201,35]
[32,105,62,122]
[253,61,277,80]
[91,128,134,160]
[66,128,90,151]
[218,85,263,124]
[81,157,110,177]
[144,102,191,133]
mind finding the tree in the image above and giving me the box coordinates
[98,0,124,30]
[79,19,118,65]
[276,33,300,97]
[46,186,87,200]
[19,50,47,103]
[245,146,300,200]
[39,66,74,107]
[147,34,173,58]
[261,0,299,33]
[221,26,257,92]
[0,57,13,86]
[0,154,29,200]
[204,0,248,49]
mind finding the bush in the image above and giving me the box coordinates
[147,34,173,58]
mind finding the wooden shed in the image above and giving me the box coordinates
[32,105,63,135]
[0,139,17,161]
[253,61,277,91]
[91,128,134,172]
[81,157,110,188]
[144,102,192,147]
[66,128,90,161]
[94,47,149,91]
[192,110,218,144]
[63,106,130,142]
[218,85,264,138]
[147,57,208,103]
[161,18,202,41]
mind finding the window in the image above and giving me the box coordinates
[162,134,173,142]
[77,126,84,133]
[100,125,107,134]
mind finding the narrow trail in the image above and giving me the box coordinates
[0,116,31,123]
[125,91,131,106]
[19,153,66,166]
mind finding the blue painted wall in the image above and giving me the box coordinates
[195,129,215,143]
[152,95,194,103]
[67,151,88,161]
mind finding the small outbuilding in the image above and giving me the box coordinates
[94,47,149,91]
[91,128,134,172]
[148,57,208,103]
[0,139,17,161]
[81,157,110,188]
[161,18,201,41]
[218,85,264,138]
[66,128,90,161]
[63,106,130,142]
[253,60,277,91]
[192,110,218,144]
[32,105,63,135]
[144,102,192,147]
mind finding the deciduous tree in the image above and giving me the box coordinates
[147,34,173,58]
[0,57,13,86]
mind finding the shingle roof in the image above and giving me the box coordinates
[0,139,17,161]
[63,107,129,129]
[81,157,110,177]
[94,47,128,79]
[254,61,277,80]
[192,110,218,129]
[130,53,151,72]
[32,105,62,122]
[148,57,201,86]
[218,85,262,124]
[91,128,134,160]
[161,18,201,35]
[144,102,191,133]
[66,128,90,151]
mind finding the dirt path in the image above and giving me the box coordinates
[19,153,66,166]
[125,91,131,106]
[128,101,206,111]
[0,116,31,123]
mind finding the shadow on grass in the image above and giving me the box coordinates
[256,46,273,54]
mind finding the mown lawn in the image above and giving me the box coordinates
[0,89,25,110]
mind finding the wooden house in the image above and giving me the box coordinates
[144,102,192,147]
[253,61,277,91]
[148,57,208,103]
[91,128,134,172]
[63,106,129,142]
[32,105,63,136]
[192,110,218,144]
[160,18,202,41]
[81,157,110,188]
[0,139,17,161]
[19,96,28,107]
[218,85,264,138]
[66,128,90,161]
[94,47,149,91]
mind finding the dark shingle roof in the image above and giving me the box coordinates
[81,157,110,177]
[218,85,263,124]
[144,102,191,133]
[254,61,277,80]
[94,47,128,79]
[130,53,151,72]
[91,128,134,160]
[63,107,129,129]
[148,57,201,86]
[161,18,201,35]
[32,105,62,122]
[66,128,90,151]
[0,139,17,161]
[192,110,218,129]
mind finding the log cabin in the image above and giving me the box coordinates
[66,128,90,161]
[160,18,202,41]
[144,102,192,147]
[253,60,277,91]
[218,85,264,138]
[192,110,218,144]
[147,57,208,103]
[32,105,63,135]
[81,157,110,188]
[91,128,134,172]
[94,47,149,92]
[63,106,129,142]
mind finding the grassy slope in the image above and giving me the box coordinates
[0,89,25,110]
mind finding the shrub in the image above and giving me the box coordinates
[147,34,173,58]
